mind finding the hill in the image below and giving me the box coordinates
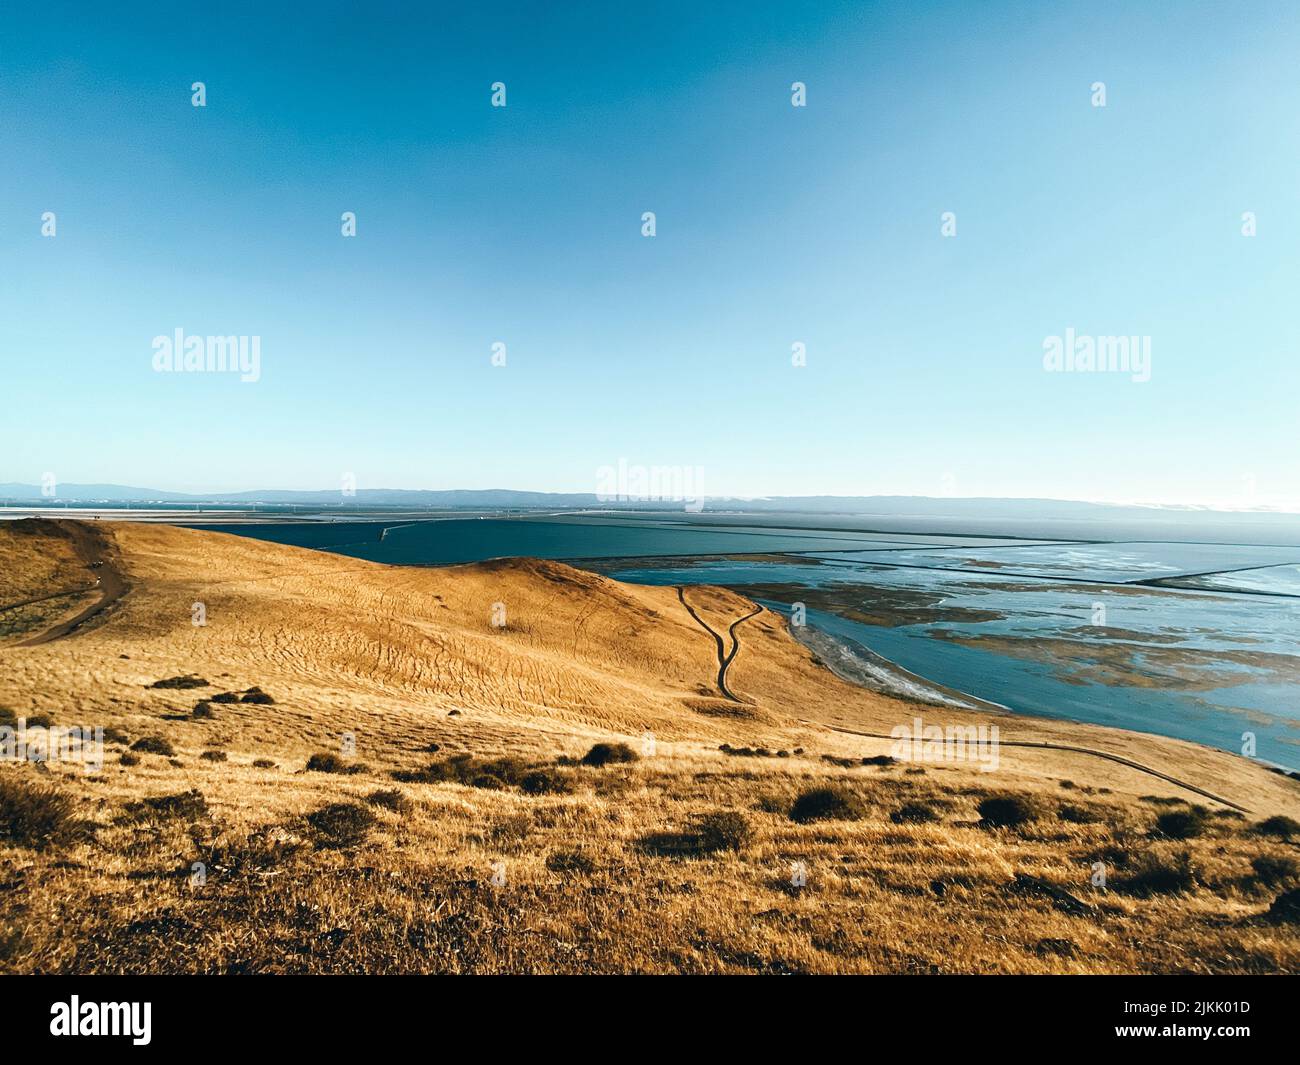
[1,520,1298,973]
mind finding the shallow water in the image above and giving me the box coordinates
[608,556,1300,771]
[197,516,1300,771]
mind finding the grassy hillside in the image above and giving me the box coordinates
[1,520,1298,973]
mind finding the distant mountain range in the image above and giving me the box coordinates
[0,484,602,508]
[1,483,1297,521]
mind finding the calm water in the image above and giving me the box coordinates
[607,557,1300,770]
[190,517,1042,564]
[193,515,1300,770]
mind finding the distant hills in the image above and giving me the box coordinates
[2,483,1298,524]
[0,484,603,508]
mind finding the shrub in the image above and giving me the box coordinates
[638,811,753,857]
[209,692,241,704]
[119,752,140,766]
[148,675,209,690]
[891,801,940,825]
[692,811,753,852]
[1266,888,1300,924]
[365,788,410,813]
[305,753,364,775]
[306,802,376,848]
[1058,804,1104,825]
[520,768,572,795]
[24,713,54,728]
[581,742,639,767]
[546,850,596,874]
[101,726,130,745]
[123,789,208,823]
[252,758,276,769]
[240,687,275,705]
[392,762,455,784]
[0,777,81,849]
[203,827,304,874]
[863,755,897,766]
[789,786,866,824]
[1254,815,1300,841]
[1250,855,1299,888]
[978,795,1037,828]
[130,736,175,756]
[191,703,216,719]
[392,754,535,789]
[1155,807,1209,840]
[478,757,529,785]
[1116,851,1197,897]
[199,750,227,762]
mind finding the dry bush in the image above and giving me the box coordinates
[123,789,209,823]
[581,742,639,767]
[1249,855,1299,889]
[1155,807,1210,840]
[978,795,1038,829]
[1254,815,1300,841]
[305,802,376,848]
[365,788,411,813]
[1116,850,1198,897]
[891,801,940,825]
[130,736,175,757]
[0,776,82,849]
[306,753,365,775]
[789,786,866,824]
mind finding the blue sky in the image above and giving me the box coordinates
[2,0,1298,507]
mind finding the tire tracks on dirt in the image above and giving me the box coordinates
[819,723,1251,813]
[676,587,763,702]
[13,522,129,647]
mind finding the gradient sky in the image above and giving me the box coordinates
[2,0,1298,507]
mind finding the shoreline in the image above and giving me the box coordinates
[788,614,1012,716]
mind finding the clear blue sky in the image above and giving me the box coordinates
[2,0,1297,507]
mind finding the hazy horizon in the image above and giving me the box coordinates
[7,479,1300,520]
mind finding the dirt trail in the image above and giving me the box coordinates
[677,587,762,702]
[821,723,1252,813]
[15,523,128,647]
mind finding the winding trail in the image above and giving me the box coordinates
[677,586,763,702]
[677,588,1249,810]
[820,723,1252,813]
[14,523,129,647]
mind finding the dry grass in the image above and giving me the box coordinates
[3,753,1299,974]
[1,520,1298,974]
